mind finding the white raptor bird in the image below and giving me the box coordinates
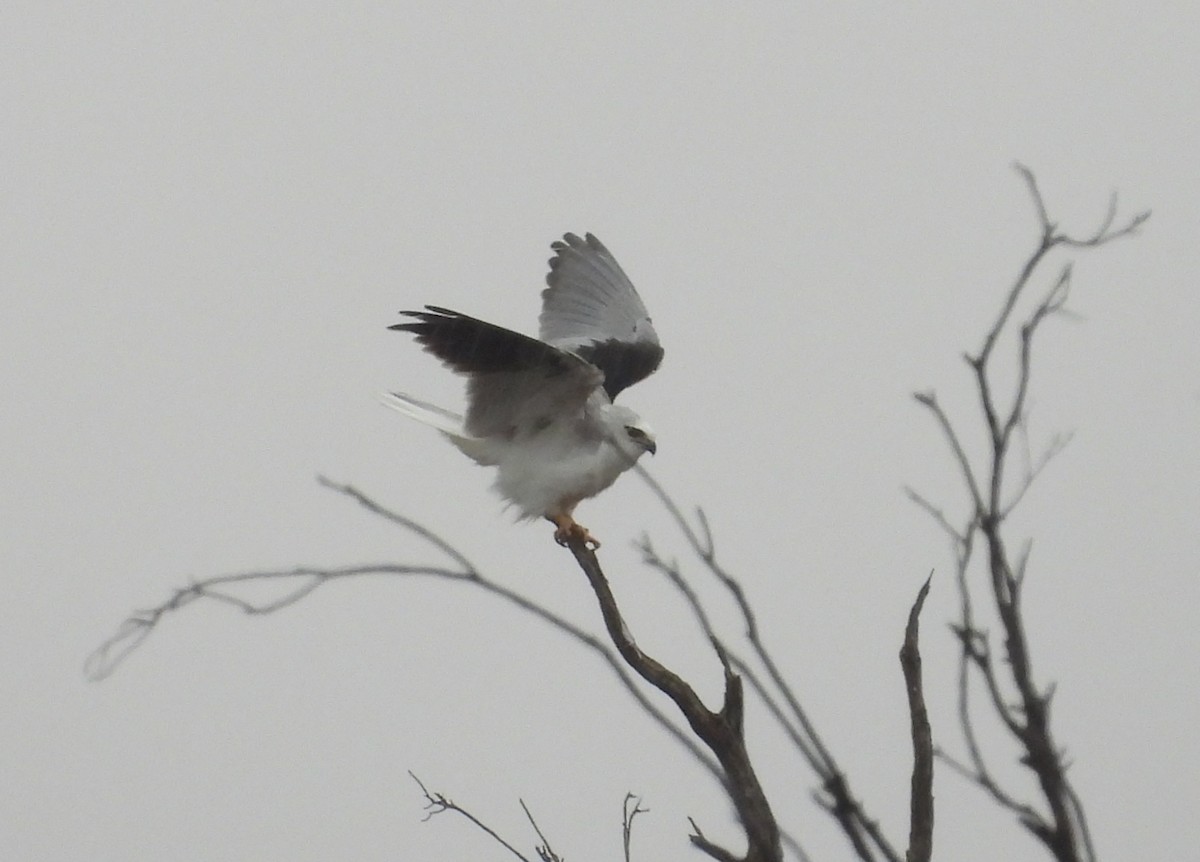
[385,232,663,549]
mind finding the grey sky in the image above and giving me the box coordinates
[4,4,1198,860]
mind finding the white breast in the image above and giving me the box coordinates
[493,426,632,520]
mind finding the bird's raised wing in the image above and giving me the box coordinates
[539,233,663,400]
[390,306,603,438]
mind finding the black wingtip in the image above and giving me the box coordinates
[389,306,467,331]
[389,309,423,332]
[387,303,582,378]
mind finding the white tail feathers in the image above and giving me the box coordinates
[379,391,496,466]
[379,391,465,435]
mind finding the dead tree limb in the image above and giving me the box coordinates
[623,794,650,862]
[563,534,782,862]
[86,478,722,792]
[85,163,1147,862]
[637,468,900,862]
[900,575,934,862]
[410,771,559,862]
[911,163,1148,862]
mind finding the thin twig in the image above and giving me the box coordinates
[409,771,533,862]
[520,799,562,862]
[914,393,986,514]
[622,794,649,862]
[635,465,900,862]
[903,487,966,545]
[637,538,819,861]
[84,563,465,680]
[87,479,723,788]
[933,751,1045,824]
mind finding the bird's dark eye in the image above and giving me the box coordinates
[625,425,646,440]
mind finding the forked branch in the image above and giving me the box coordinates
[637,467,901,862]
[410,771,561,862]
[562,534,781,862]
[912,164,1147,862]
[86,479,722,790]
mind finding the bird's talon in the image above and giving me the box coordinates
[572,523,601,550]
[551,518,601,550]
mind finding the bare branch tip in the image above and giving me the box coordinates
[408,770,432,797]
[695,507,715,556]
[1014,162,1051,228]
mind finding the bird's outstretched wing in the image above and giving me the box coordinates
[539,233,664,400]
[390,306,602,438]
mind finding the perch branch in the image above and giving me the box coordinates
[563,534,781,862]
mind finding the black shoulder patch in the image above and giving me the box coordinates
[575,339,664,400]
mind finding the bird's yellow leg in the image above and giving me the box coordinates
[547,513,601,550]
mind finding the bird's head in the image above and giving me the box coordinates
[623,420,657,457]
[606,404,656,459]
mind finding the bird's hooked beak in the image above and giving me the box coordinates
[644,439,657,456]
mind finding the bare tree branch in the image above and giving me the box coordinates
[903,486,966,546]
[410,771,535,862]
[900,575,934,862]
[1002,265,1073,453]
[912,165,1147,862]
[86,481,723,790]
[637,466,901,862]
[1001,432,1074,519]
[912,393,986,515]
[519,798,564,862]
[689,817,740,862]
[562,533,781,862]
[317,475,477,571]
[84,562,465,681]
[934,749,1044,824]
[636,537,813,862]
[622,794,649,862]
[87,164,1146,862]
